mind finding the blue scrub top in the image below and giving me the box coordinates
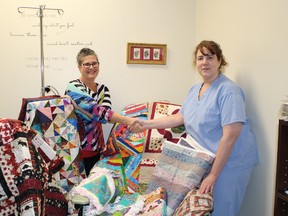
[180,74,258,170]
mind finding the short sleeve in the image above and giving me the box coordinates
[220,91,246,127]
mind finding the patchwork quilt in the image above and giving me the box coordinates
[146,140,215,215]
[22,97,86,194]
[70,166,167,216]
[18,95,61,122]
[138,186,167,215]
[139,101,186,184]
[173,189,214,216]
[0,118,68,215]
[100,102,149,193]
[68,100,213,215]
[71,166,145,215]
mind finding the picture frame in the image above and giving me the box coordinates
[126,42,167,65]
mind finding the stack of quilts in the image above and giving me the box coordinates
[145,136,215,215]
[99,102,149,193]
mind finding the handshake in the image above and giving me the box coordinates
[127,118,146,133]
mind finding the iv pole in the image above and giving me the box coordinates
[17,5,64,96]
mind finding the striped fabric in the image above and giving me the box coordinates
[66,79,111,109]
[99,103,149,192]
[65,80,113,154]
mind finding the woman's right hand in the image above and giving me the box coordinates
[128,118,145,133]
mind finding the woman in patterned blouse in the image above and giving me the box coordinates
[65,48,136,176]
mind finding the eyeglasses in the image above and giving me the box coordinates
[82,62,100,68]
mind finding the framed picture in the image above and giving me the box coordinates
[126,42,167,65]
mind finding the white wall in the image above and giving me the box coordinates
[196,0,288,215]
[0,0,196,137]
[1,0,282,215]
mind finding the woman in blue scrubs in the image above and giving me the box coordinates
[130,40,259,216]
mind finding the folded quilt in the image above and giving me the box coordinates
[138,187,167,216]
[139,101,186,185]
[145,140,215,215]
[173,189,213,216]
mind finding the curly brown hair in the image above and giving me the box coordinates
[193,40,228,72]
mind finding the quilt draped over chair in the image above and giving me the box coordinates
[18,96,86,194]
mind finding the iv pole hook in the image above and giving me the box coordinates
[17,5,64,96]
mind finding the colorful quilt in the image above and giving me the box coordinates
[70,101,199,215]
[18,95,61,122]
[70,167,120,215]
[0,118,68,215]
[69,103,149,215]
[98,103,149,193]
[70,167,167,215]
[65,90,113,153]
[138,187,167,216]
[70,167,145,215]
[173,189,213,216]
[23,97,86,194]
[145,140,215,216]
[139,101,186,184]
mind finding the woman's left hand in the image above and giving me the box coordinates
[198,173,217,194]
